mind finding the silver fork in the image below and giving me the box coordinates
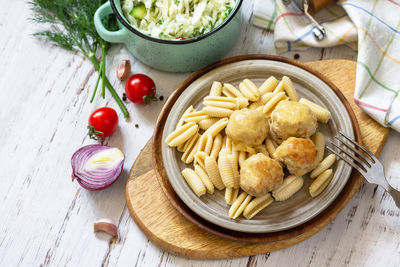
[327,131,400,208]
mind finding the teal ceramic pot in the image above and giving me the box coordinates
[94,0,243,72]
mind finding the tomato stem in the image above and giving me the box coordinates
[142,92,158,104]
[87,125,105,141]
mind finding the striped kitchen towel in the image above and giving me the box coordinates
[254,0,400,132]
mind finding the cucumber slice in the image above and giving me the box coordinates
[130,4,147,20]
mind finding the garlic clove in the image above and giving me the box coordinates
[116,59,131,81]
[93,218,118,237]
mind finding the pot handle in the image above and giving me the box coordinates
[94,2,129,43]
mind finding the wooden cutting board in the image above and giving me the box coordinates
[125,59,390,259]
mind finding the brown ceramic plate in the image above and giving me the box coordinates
[153,55,361,237]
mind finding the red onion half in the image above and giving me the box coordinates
[71,144,125,190]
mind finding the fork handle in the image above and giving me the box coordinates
[375,178,400,208]
[387,186,400,208]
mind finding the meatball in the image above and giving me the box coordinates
[226,109,269,146]
[240,153,284,196]
[273,137,317,176]
[270,100,317,143]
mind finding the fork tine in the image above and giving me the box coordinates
[334,135,373,167]
[329,141,369,169]
[327,146,367,173]
[339,131,377,163]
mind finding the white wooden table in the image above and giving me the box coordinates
[1,1,400,266]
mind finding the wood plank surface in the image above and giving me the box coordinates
[1,0,400,266]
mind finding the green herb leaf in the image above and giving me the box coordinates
[30,0,129,118]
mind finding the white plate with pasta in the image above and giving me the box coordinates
[160,58,354,233]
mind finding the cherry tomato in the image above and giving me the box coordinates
[88,107,118,140]
[125,74,157,104]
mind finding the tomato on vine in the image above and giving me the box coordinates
[87,107,119,140]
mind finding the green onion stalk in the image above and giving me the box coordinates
[30,0,129,118]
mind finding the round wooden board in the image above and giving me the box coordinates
[153,55,361,242]
[126,58,390,259]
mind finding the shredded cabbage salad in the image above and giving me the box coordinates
[121,0,236,40]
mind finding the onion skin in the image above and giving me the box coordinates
[71,144,124,191]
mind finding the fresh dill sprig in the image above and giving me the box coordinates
[30,0,130,118]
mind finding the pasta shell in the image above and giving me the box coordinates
[198,117,220,130]
[311,132,325,163]
[223,136,233,153]
[272,175,304,201]
[166,121,198,147]
[178,131,197,152]
[197,134,213,155]
[204,96,240,109]
[183,132,198,151]
[218,149,235,188]
[231,149,239,162]
[248,92,274,110]
[176,105,194,129]
[299,98,331,123]
[183,110,208,123]
[203,106,233,117]
[194,151,207,169]
[203,100,237,110]
[259,92,274,105]
[282,76,299,102]
[255,144,269,156]
[229,192,252,219]
[310,154,336,179]
[232,141,256,154]
[209,81,222,96]
[205,156,225,190]
[248,101,263,110]
[262,92,286,116]
[238,151,248,168]
[222,83,244,98]
[259,76,278,95]
[236,97,249,109]
[210,134,223,159]
[243,193,274,219]
[227,153,240,188]
[181,168,206,197]
[204,135,214,156]
[265,138,277,158]
[203,118,228,137]
[272,79,285,94]
[225,187,239,205]
[239,79,260,101]
[222,136,227,149]
[177,140,187,152]
[181,134,200,164]
[194,164,214,194]
[309,169,334,198]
